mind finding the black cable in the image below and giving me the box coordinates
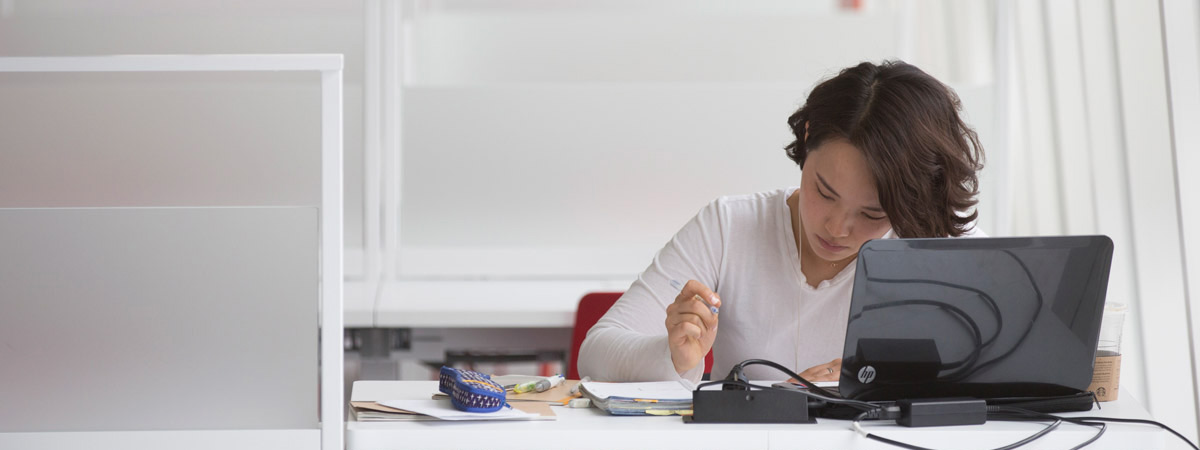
[716,358,1154,450]
[1062,416,1198,450]
[991,406,1198,450]
[855,248,1046,383]
[852,298,985,373]
[850,402,1117,450]
[993,420,1063,450]
[723,358,853,402]
[839,296,988,401]
[1069,422,1106,450]
[862,272,1005,350]
[987,413,1107,450]
[852,411,1062,450]
[957,249,1044,379]
[856,250,1001,381]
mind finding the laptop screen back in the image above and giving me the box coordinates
[838,235,1114,401]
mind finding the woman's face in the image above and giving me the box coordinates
[797,137,893,262]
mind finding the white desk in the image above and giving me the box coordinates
[346,381,1169,450]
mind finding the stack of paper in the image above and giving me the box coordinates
[579,380,695,415]
[350,401,423,422]
[377,400,543,421]
[351,399,556,421]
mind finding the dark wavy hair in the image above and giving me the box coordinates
[784,60,984,238]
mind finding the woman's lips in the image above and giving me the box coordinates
[817,235,847,252]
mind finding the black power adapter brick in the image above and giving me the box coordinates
[897,398,987,427]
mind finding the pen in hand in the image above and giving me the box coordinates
[669,279,719,315]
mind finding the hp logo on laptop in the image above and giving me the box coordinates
[858,366,877,384]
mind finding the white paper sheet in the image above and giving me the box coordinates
[377,399,539,421]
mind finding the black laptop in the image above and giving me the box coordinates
[837,235,1114,402]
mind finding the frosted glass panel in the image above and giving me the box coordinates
[0,0,367,256]
[0,207,318,432]
[0,72,321,208]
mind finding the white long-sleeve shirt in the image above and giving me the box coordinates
[578,187,982,384]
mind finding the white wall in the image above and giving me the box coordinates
[390,2,999,280]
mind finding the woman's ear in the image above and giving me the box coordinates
[804,121,810,142]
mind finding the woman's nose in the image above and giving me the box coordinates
[826,213,850,238]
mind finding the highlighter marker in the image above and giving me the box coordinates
[512,374,564,394]
[669,279,719,315]
[512,379,540,394]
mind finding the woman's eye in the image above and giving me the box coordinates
[817,187,833,200]
[863,213,886,221]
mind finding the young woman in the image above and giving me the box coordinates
[577,60,985,383]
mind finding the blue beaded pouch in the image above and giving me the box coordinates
[438,366,507,413]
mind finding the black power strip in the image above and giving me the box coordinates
[897,398,987,427]
[687,388,816,424]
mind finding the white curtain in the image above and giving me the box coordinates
[1005,0,1198,440]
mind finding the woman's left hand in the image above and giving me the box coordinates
[790,358,842,383]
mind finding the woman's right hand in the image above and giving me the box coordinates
[665,280,721,375]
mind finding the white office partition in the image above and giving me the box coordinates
[0,55,343,450]
[0,208,318,429]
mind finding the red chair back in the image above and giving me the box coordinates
[568,292,713,380]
